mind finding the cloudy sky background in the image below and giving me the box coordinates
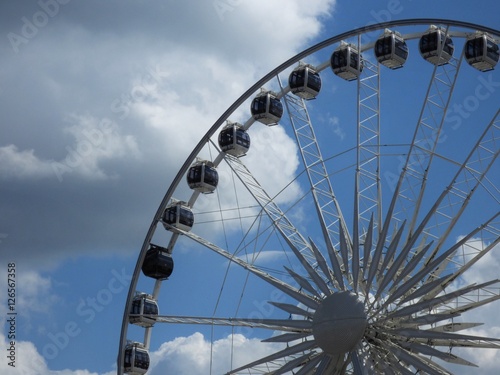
[0,0,499,374]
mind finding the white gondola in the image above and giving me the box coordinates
[130,293,158,328]
[288,64,322,99]
[464,32,499,72]
[124,342,149,375]
[330,42,364,81]
[187,160,218,193]
[419,25,454,65]
[374,29,408,69]
[162,201,194,232]
[218,122,250,157]
[250,90,283,125]
[142,244,174,280]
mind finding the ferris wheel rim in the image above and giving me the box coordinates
[118,18,500,374]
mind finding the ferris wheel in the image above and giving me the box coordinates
[118,19,500,374]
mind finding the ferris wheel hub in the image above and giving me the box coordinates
[312,291,367,356]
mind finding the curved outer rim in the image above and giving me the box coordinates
[117,18,500,374]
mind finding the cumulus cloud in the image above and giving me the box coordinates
[0,115,140,182]
[52,114,141,182]
[0,332,101,375]
[148,332,284,375]
[0,0,337,266]
[0,145,54,179]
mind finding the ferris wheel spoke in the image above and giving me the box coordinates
[284,266,323,298]
[364,184,415,300]
[268,351,321,375]
[286,352,324,375]
[427,213,500,288]
[171,226,320,310]
[350,348,370,375]
[372,212,499,307]
[375,220,406,285]
[429,242,500,301]
[387,241,434,290]
[377,339,451,375]
[365,339,415,375]
[388,279,500,319]
[449,285,500,315]
[386,327,500,348]
[153,315,312,332]
[368,216,424,305]
[314,354,346,374]
[418,338,500,350]
[225,339,318,375]
[430,322,483,333]
[309,238,342,291]
[393,273,453,306]
[262,331,312,343]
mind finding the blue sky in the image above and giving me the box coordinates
[0,1,499,374]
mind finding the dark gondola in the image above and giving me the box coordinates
[124,343,150,375]
[130,293,158,328]
[250,90,283,125]
[330,42,364,81]
[187,160,218,193]
[218,122,250,157]
[162,201,194,232]
[374,29,408,69]
[419,25,454,66]
[465,32,499,72]
[289,64,322,99]
[142,244,174,280]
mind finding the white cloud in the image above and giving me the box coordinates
[329,116,345,140]
[0,145,54,179]
[246,124,302,204]
[16,270,60,316]
[148,332,284,374]
[0,268,59,316]
[0,115,140,181]
[0,268,62,343]
[55,114,141,181]
[0,332,100,375]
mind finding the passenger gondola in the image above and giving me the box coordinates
[374,29,408,69]
[330,42,364,81]
[162,201,194,232]
[130,293,158,328]
[142,244,174,280]
[218,122,250,157]
[464,32,499,72]
[250,90,283,125]
[419,25,454,65]
[124,342,150,375]
[187,160,218,193]
[288,64,322,99]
